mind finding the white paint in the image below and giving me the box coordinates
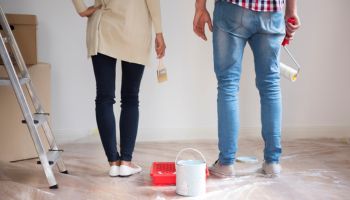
[0,0,349,142]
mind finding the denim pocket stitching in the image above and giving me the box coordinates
[219,3,244,33]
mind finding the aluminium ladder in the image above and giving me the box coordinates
[0,5,68,189]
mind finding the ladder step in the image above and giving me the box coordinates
[22,113,49,127]
[0,77,30,86]
[47,150,62,165]
[37,150,63,166]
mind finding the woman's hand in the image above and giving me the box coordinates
[79,5,101,17]
[155,33,166,58]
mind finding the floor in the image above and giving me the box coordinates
[1,135,350,200]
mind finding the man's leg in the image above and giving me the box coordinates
[214,29,246,165]
[213,1,252,166]
[248,12,285,164]
[213,16,247,165]
[210,2,254,178]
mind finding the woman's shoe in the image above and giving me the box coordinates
[109,165,120,177]
[119,164,142,177]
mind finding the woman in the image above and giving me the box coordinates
[72,0,166,177]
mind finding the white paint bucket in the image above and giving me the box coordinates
[175,148,207,197]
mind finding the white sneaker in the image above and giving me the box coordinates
[262,162,281,176]
[119,164,142,177]
[109,165,119,177]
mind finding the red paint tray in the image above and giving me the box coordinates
[150,162,176,186]
[150,162,210,186]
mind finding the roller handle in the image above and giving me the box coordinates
[282,18,297,46]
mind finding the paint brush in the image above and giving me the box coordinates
[157,58,168,83]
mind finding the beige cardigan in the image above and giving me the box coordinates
[72,0,162,66]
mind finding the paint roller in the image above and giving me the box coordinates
[280,18,301,82]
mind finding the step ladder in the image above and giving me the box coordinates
[0,5,68,189]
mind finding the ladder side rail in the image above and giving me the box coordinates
[0,6,44,113]
[42,122,67,172]
[0,32,57,187]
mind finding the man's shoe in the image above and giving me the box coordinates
[262,162,281,176]
[209,160,235,178]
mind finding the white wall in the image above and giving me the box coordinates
[1,0,349,142]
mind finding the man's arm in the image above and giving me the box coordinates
[193,0,213,41]
[285,0,301,40]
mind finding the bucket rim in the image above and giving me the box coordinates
[176,159,206,166]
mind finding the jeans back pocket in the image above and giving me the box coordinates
[214,2,244,33]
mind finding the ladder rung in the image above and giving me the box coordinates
[22,113,49,127]
[37,150,63,166]
[0,77,30,85]
[47,150,62,165]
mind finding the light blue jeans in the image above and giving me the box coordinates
[213,1,285,165]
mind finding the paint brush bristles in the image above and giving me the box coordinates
[157,59,168,83]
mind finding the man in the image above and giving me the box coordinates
[193,0,300,177]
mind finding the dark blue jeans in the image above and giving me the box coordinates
[92,53,145,162]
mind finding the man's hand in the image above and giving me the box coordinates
[285,0,301,41]
[193,1,213,41]
[284,14,301,41]
[155,33,166,58]
[79,5,101,17]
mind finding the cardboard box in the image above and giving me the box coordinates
[0,63,50,162]
[0,14,37,65]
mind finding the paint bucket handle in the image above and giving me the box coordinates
[175,148,207,164]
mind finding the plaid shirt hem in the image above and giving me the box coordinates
[223,0,285,12]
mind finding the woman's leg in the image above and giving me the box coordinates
[92,53,120,163]
[119,61,145,162]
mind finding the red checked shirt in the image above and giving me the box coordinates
[225,0,285,12]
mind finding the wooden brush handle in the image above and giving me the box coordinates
[158,58,165,70]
